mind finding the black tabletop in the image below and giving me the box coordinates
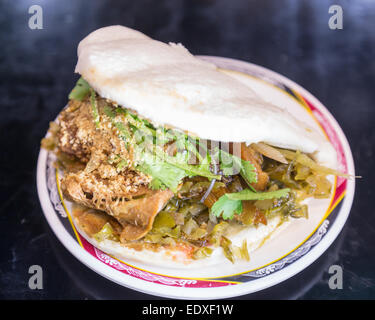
[0,0,374,300]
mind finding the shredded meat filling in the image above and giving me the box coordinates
[57,99,172,241]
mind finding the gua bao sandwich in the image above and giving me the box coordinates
[42,26,347,264]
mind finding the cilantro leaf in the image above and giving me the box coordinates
[211,195,243,220]
[155,128,175,145]
[136,145,220,193]
[69,77,91,101]
[216,148,240,176]
[239,159,258,189]
[109,107,220,185]
[154,148,220,180]
[136,152,187,193]
[215,149,257,190]
[149,177,165,190]
[175,133,203,162]
[211,188,291,220]
[196,153,212,175]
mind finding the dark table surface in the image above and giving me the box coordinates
[0,0,374,300]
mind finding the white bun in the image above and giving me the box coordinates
[75,25,336,168]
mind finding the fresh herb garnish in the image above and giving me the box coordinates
[211,188,290,220]
[101,106,221,190]
[211,195,243,220]
[215,149,257,191]
[136,152,188,192]
[153,148,220,180]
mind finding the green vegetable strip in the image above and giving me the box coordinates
[68,77,91,101]
[175,133,203,162]
[103,105,116,119]
[226,188,290,201]
[114,122,132,141]
[116,108,156,137]
[90,89,100,128]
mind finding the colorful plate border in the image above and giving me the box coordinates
[37,56,355,299]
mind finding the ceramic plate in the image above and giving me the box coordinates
[37,56,355,299]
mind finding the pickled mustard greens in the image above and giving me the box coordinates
[276,148,351,179]
[93,222,119,242]
[133,151,334,261]
[263,155,333,200]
